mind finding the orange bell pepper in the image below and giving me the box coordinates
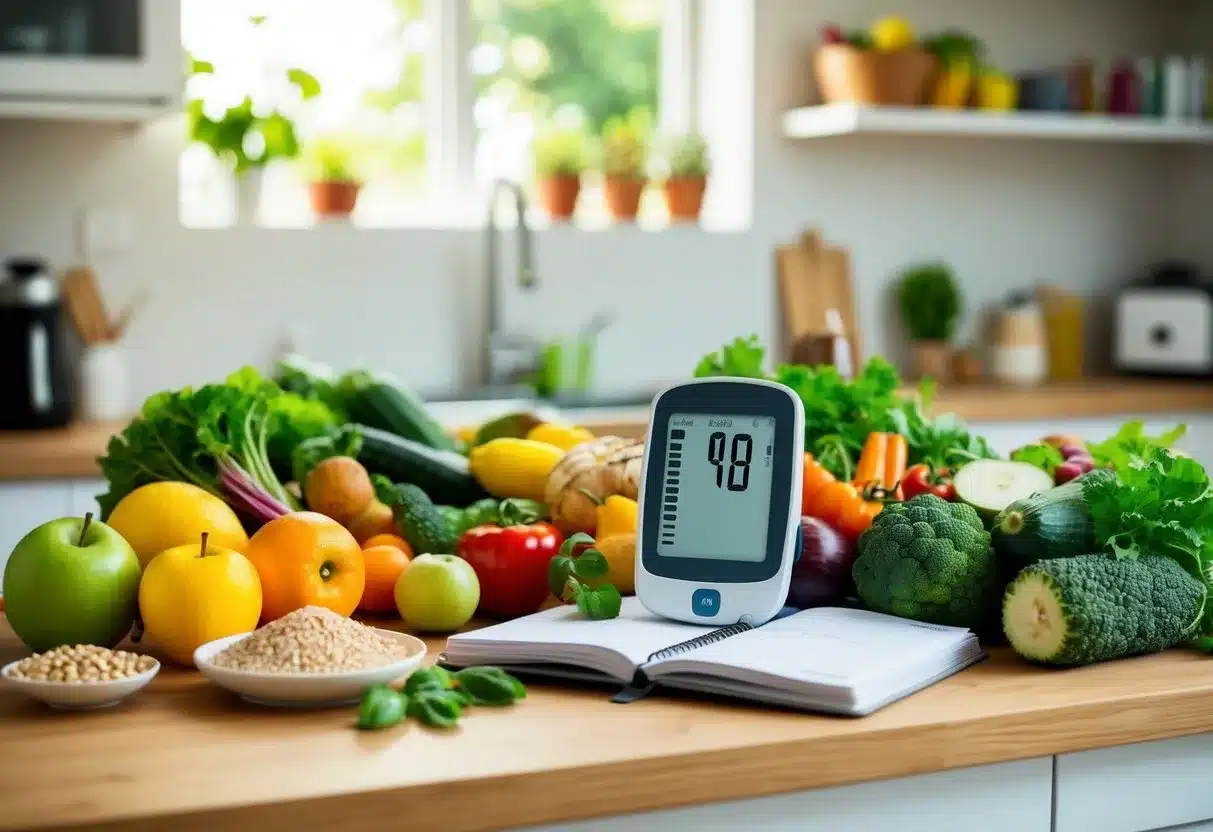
[802,452,889,544]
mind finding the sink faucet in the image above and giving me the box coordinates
[483,180,542,389]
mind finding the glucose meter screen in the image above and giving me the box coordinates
[657,413,776,562]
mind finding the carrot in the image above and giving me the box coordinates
[852,433,888,489]
[884,433,908,499]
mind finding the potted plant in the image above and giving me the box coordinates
[599,111,651,223]
[533,129,589,221]
[185,21,321,226]
[661,133,710,223]
[300,133,365,220]
[896,262,962,381]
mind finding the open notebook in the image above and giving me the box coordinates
[442,598,984,716]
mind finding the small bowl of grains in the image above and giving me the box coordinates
[2,644,160,710]
[193,606,427,707]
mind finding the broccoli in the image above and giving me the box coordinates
[1003,554,1206,667]
[852,494,996,629]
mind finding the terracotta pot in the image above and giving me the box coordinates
[813,44,938,106]
[603,176,646,222]
[912,340,953,381]
[663,176,706,222]
[308,181,361,218]
[538,176,581,221]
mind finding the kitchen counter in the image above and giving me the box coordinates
[2,379,1212,481]
[4,615,1213,832]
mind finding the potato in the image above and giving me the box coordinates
[346,499,397,544]
[304,456,374,526]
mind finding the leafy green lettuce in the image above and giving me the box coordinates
[1087,420,1187,474]
[98,368,338,524]
[694,336,997,478]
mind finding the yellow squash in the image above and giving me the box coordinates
[526,422,595,452]
[468,438,565,502]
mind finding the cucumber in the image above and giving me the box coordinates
[991,475,1098,575]
[347,381,455,451]
[954,459,1054,519]
[386,483,458,554]
[357,425,488,507]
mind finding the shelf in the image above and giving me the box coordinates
[782,103,1213,145]
[0,96,174,124]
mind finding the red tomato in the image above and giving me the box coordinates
[457,522,564,619]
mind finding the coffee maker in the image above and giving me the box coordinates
[0,257,74,429]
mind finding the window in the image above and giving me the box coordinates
[180,0,697,229]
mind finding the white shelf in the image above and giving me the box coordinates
[782,103,1213,145]
[0,97,173,124]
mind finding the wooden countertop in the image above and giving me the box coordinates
[2,380,1212,482]
[4,614,1213,832]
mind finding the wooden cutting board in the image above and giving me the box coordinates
[776,230,861,369]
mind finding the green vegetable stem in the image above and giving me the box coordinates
[548,534,623,620]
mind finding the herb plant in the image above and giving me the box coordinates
[533,129,590,178]
[896,263,962,343]
[548,534,624,620]
[663,132,710,179]
[355,667,526,731]
[600,109,651,179]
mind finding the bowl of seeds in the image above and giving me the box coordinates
[2,644,160,710]
[193,606,427,707]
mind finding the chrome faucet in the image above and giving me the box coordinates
[483,180,543,390]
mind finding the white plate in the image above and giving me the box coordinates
[1,657,160,710]
[193,628,427,707]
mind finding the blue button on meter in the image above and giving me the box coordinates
[691,588,721,618]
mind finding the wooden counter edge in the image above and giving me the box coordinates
[86,685,1213,832]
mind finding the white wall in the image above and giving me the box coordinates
[0,0,1193,401]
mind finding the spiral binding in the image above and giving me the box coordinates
[644,621,754,664]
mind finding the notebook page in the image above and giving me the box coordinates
[445,597,715,669]
[646,607,971,687]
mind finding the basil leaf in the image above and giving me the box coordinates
[558,532,595,558]
[408,689,465,729]
[403,666,454,695]
[572,548,609,580]
[548,555,575,597]
[356,684,408,730]
[576,584,623,620]
[454,666,527,706]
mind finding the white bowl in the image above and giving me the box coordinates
[193,628,427,707]
[1,656,160,710]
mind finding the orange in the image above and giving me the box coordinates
[362,533,412,555]
[359,545,412,614]
[243,512,366,622]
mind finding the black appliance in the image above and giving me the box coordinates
[0,257,74,429]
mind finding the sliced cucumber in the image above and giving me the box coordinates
[954,459,1054,518]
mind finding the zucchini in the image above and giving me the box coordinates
[384,483,458,554]
[991,469,1114,576]
[954,460,1054,519]
[347,381,455,451]
[357,425,488,507]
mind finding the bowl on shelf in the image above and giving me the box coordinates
[1,657,160,710]
[813,44,938,106]
[193,629,427,708]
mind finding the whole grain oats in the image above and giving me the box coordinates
[210,606,412,674]
[8,644,156,683]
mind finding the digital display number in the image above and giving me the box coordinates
[707,431,753,492]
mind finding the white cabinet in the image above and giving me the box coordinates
[1055,734,1213,832]
[526,758,1054,832]
[0,0,181,120]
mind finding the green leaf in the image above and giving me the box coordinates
[571,548,609,580]
[291,425,362,487]
[498,498,546,526]
[575,584,623,620]
[403,666,455,695]
[1010,443,1064,474]
[371,474,398,506]
[548,555,575,597]
[453,667,527,706]
[190,57,215,75]
[356,685,408,730]
[288,68,322,100]
[558,532,595,558]
[408,689,465,729]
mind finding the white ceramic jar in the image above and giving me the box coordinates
[79,342,129,421]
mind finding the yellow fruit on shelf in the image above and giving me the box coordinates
[976,72,1018,111]
[525,422,595,452]
[468,438,565,502]
[108,482,249,569]
[869,16,916,52]
[138,534,262,665]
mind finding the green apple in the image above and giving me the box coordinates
[394,554,480,633]
[3,514,142,652]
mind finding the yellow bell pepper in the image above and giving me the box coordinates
[976,73,1018,111]
[525,422,595,452]
[931,66,974,109]
[468,438,565,502]
[589,534,636,595]
[595,495,638,540]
